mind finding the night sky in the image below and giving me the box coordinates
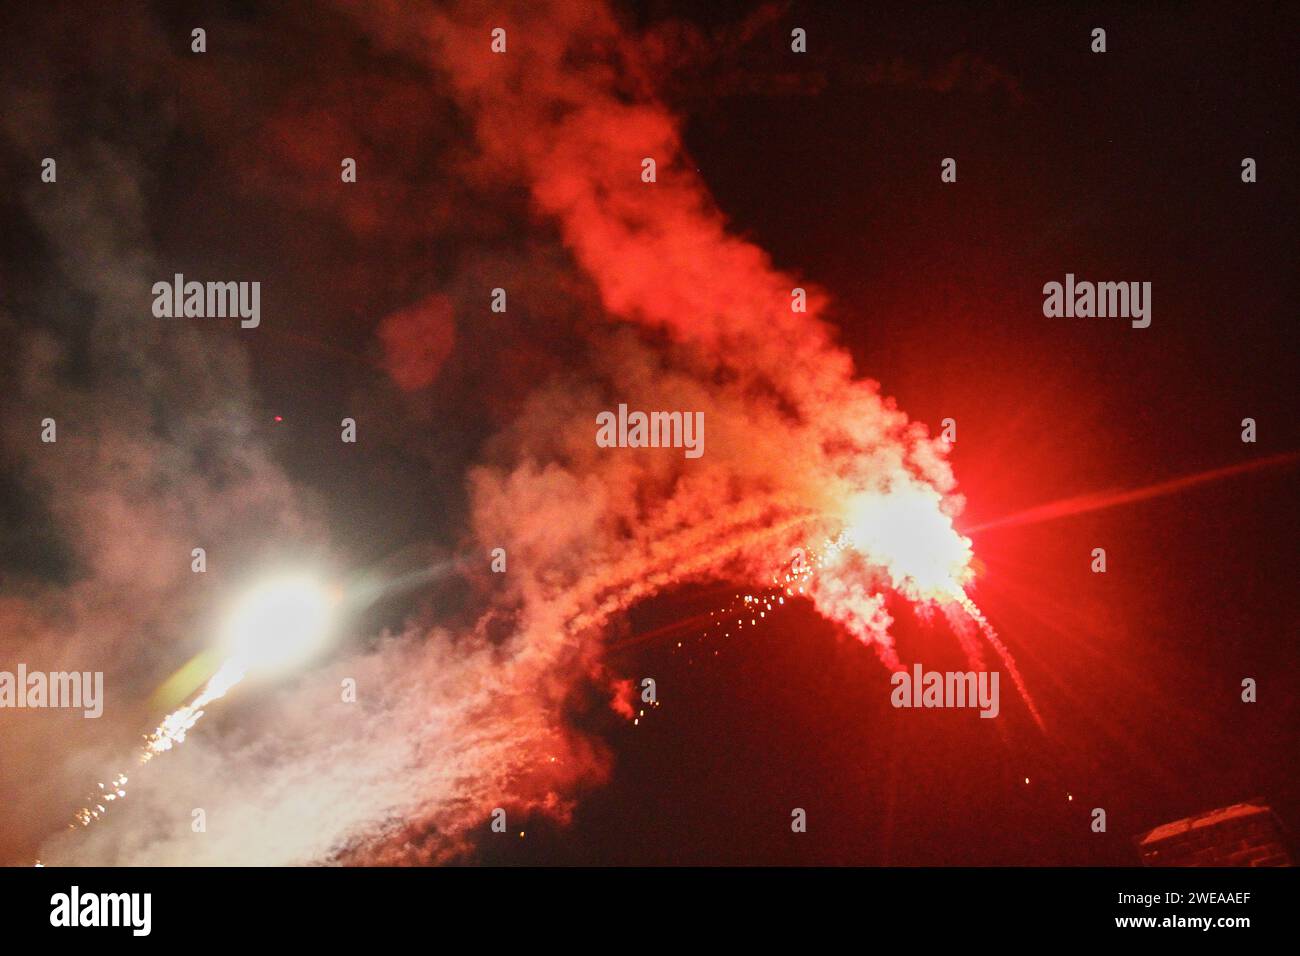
[533,0,1300,865]
[1,1,1296,866]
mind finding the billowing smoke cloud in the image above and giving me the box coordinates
[2,0,964,865]
[379,0,964,650]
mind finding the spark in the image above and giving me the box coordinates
[140,658,247,762]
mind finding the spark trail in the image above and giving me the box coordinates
[73,659,247,828]
[951,591,1043,730]
[71,573,337,830]
[624,483,1044,731]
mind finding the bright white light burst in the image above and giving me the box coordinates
[842,482,974,600]
[221,573,337,676]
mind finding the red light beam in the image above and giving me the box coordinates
[967,452,1300,535]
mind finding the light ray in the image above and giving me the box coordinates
[968,452,1299,535]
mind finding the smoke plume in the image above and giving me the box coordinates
[1,0,963,865]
